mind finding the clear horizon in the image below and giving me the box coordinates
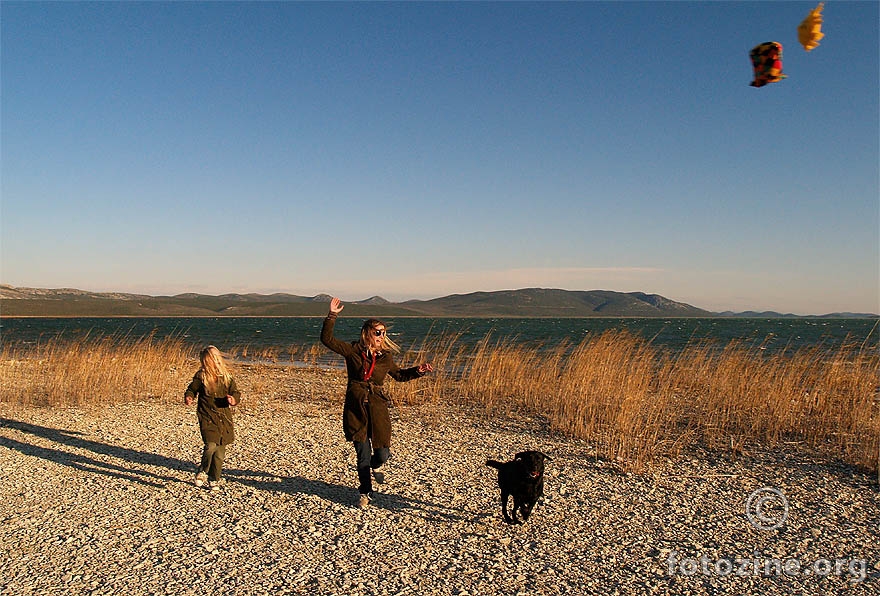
[2,2,878,316]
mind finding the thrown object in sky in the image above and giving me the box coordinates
[798,2,825,51]
[749,41,786,87]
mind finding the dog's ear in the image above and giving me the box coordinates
[540,452,553,462]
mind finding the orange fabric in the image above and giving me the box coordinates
[798,3,825,52]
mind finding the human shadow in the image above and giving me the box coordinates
[224,468,486,523]
[1,417,496,523]
[370,490,489,524]
[0,418,191,487]
[225,469,354,507]
[0,435,175,488]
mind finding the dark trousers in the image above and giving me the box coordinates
[199,442,226,481]
[353,439,390,495]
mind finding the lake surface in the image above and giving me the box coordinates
[1,317,876,365]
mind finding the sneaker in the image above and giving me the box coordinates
[195,472,208,488]
[372,467,387,485]
[209,479,224,491]
[357,492,372,508]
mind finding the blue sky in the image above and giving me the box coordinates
[2,1,877,314]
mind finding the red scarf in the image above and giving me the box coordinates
[362,350,377,381]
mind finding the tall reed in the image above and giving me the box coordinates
[407,329,879,474]
[0,333,192,407]
[390,327,468,406]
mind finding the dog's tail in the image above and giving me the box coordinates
[486,459,503,469]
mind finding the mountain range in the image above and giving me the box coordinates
[0,285,875,318]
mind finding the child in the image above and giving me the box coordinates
[184,345,241,490]
[321,297,433,508]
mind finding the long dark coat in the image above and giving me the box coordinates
[184,372,241,445]
[321,315,422,448]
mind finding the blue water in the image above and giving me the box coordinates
[1,317,876,365]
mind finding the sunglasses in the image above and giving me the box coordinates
[372,329,386,337]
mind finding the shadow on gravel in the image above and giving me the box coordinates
[223,468,486,523]
[0,418,190,487]
[370,492,487,524]
[224,469,354,507]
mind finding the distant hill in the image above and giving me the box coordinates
[1,284,876,318]
[0,285,420,317]
[400,288,711,317]
[717,310,879,319]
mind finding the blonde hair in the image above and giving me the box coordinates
[360,319,400,353]
[199,345,233,396]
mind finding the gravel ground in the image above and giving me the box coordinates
[1,364,878,595]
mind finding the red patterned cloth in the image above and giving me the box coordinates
[749,41,786,88]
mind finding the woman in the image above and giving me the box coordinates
[321,297,433,508]
[184,345,241,490]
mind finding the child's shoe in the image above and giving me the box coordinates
[195,472,208,488]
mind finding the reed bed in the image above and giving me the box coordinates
[1,327,877,475]
[224,343,325,366]
[408,329,879,475]
[0,333,192,408]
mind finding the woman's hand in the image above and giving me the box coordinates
[329,297,344,315]
[418,362,434,374]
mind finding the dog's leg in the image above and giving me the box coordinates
[501,492,516,525]
[511,497,526,524]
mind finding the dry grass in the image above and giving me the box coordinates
[405,329,879,475]
[0,333,192,408]
[2,327,877,475]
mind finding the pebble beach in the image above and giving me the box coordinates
[1,364,878,595]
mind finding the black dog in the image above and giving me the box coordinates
[486,451,551,524]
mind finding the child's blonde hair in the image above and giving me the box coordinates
[199,345,233,396]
